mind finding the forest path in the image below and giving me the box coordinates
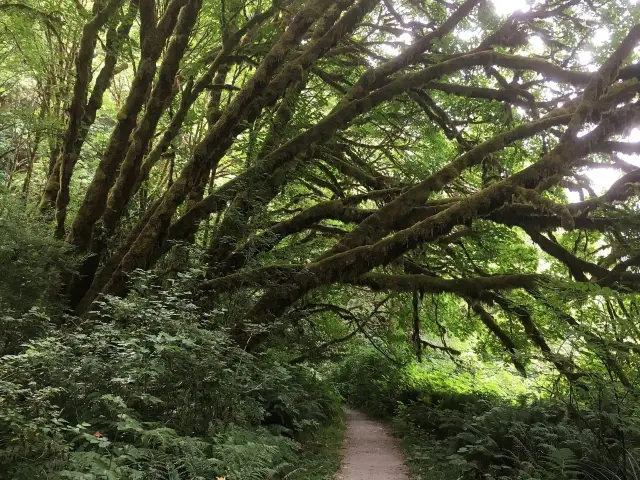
[336,408,411,480]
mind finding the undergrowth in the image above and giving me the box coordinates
[0,267,344,479]
[286,415,346,480]
[334,348,640,480]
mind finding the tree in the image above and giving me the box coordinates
[2,0,640,384]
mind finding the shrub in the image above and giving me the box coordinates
[0,272,340,479]
[0,191,72,315]
[336,348,640,480]
[333,348,410,417]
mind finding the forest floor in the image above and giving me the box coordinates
[336,408,410,480]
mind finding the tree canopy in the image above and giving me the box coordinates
[2,0,640,423]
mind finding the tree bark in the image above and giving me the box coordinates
[66,0,188,252]
[38,0,124,222]
[93,0,341,303]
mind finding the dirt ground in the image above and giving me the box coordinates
[336,408,411,480]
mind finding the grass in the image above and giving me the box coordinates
[286,414,346,479]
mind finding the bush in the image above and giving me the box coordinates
[336,348,640,480]
[0,191,72,315]
[0,272,341,479]
[333,348,410,417]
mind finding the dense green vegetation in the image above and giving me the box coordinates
[1,218,345,478]
[2,0,640,478]
[336,349,640,479]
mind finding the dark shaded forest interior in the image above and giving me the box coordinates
[3,0,640,478]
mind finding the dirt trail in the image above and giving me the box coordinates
[336,408,410,480]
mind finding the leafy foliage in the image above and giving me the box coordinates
[0,269,341,479]
[0,191,71,314]
[337,349,640,480]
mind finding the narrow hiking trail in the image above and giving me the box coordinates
[336,408,410,480]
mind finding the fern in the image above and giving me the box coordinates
[210,427,299,480]
[537,448,582,479]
